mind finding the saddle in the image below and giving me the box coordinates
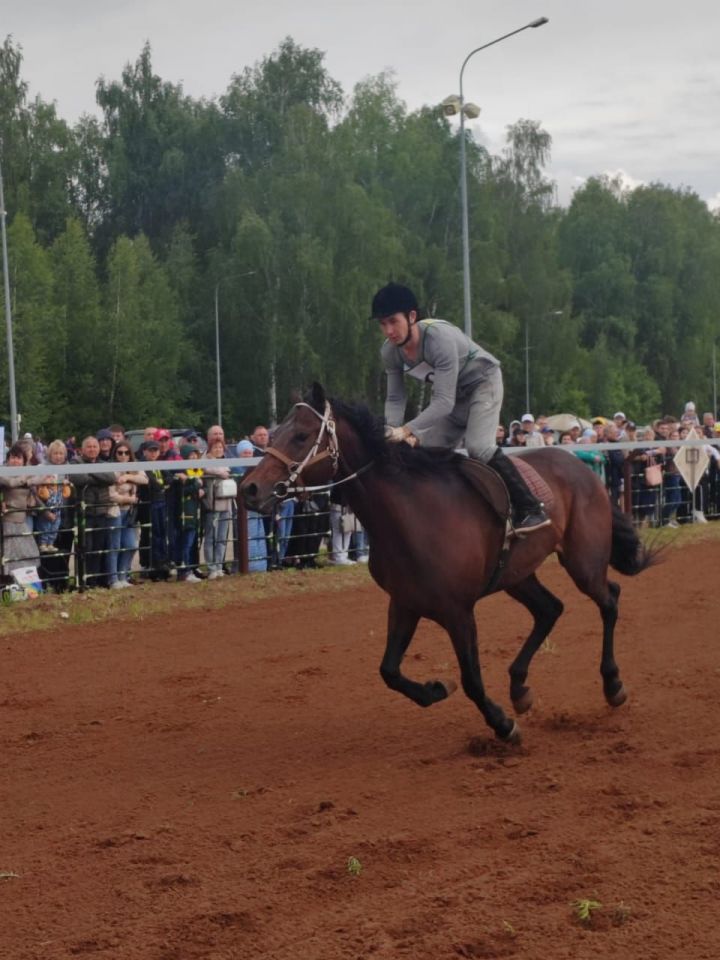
[456,455,554,525]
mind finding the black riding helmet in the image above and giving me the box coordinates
[371,282,419,320]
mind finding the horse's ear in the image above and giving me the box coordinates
[309,381,326,413]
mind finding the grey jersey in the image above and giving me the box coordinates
[382,319,500,432]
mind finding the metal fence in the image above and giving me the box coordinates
[1,441,718,594]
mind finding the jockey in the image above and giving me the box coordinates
[372,282,551,535]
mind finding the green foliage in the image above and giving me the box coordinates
[1,34,719,439]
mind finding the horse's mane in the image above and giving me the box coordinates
[329,397,462,476]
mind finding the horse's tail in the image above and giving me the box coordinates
[609,503,660,576]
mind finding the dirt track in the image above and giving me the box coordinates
[2,539,719,959]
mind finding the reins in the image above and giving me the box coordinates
[262,400,373,503]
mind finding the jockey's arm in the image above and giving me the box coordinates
[384,367,407,427]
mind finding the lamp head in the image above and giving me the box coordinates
[530,16,549,27]
[463,102,481,120]
[441,95,461,117]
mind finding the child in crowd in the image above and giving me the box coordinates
[35,440,73,554]
[174,444,204,582]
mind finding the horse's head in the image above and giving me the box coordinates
[240,382,338,513]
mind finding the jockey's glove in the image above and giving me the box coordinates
[385,425,417,446]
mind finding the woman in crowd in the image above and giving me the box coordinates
[629,427,664,527]
[236,440,267,573]
[113,443,147,586]
[0,443,42,575]
[202,437,235,580]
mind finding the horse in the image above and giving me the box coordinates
[241,383,655,743]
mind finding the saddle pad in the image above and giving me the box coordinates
[456,458,510,523]
[513,456,554,510]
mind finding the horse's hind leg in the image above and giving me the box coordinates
[445,608,518,742]
[564,551,626,706]
[505,574,564,714]
[379,600,456,707]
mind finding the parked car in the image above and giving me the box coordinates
[125,429,207,455]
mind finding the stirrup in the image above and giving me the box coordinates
[511,511,552,537]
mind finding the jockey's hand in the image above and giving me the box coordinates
[385,425,416,446]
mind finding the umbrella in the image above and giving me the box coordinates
[545,413,593,433]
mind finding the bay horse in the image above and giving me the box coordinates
[241,384,655,743]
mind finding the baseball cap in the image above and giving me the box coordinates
[613,411,626,420]
[154,428,172,440]
[144,439,160,451]
[22,432,33,440]
[96,428,113,440]
[521,414,534,423]
[181,429,198,439]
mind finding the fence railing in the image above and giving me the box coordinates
[1,441,717,592]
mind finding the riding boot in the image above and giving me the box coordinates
[487,449,551,534]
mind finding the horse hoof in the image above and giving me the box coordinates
[498,720,522,745]
[606,683,627,708]
[512,689,534,715]
[437,679,457,699]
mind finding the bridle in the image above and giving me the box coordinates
[263,400,373,502]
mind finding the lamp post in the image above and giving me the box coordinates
[0,146,18,443]
[214,271,255,427]
[443,17,549,338]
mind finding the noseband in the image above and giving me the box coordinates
[262,400,373,502]
[264,401,340,499]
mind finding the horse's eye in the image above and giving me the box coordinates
[294,432,309,444]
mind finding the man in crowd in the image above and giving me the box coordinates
[520,414,544,448]
[250,425,270,456]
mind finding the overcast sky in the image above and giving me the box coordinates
[6,0,720,208]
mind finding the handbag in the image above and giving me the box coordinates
[216,478,238,499]
[340,511,357,535]
[644,463,663,487]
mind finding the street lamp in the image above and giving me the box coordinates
[0,145,18,443]
[444,17,549,338]
[214,271,256,426]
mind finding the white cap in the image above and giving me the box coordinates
[22,432,33,439]
[521,414,534,423]
[613,411,626,420]
[685,401,696,410]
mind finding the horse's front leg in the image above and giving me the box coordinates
[379,599,457,707]
[446,608,519,742]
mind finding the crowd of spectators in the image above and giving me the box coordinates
[498,402,720,527]
[2,401,717,592]
[0,421,368,593]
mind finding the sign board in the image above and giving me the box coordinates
[11,565,43,599]
[673,427,709,492]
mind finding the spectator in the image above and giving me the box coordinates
[661,428,683,527]
[142,440,170,581]
[96,428,115,462]
[541,427,555,446]
[108,424,126,445]
[37,439,75,592]
[173,444,204,582]
[249,425,270,456]
[604,423,625,506]
[236,440,267,572]
[629,427,663,527]
[520,414,544,448]
[559,431,574,445]
[612,412,627,438]
[72,436,125,589]
[573,429,605,477]
[510,428,527,448]
[136,426,158,461]
[495,424,508,446]
[113,442,147,586]
[681,401,700,426]
[35,440,73,555]
[206,425,225,449]
[0,443,41,575]
[202,438,234,580]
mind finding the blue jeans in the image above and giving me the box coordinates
[177,527,197,576]
[117,510,139,580]
[101,514,122,585]
[248,511,268,573]
[150,501,168,572]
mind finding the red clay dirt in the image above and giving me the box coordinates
[1,539,719,960]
